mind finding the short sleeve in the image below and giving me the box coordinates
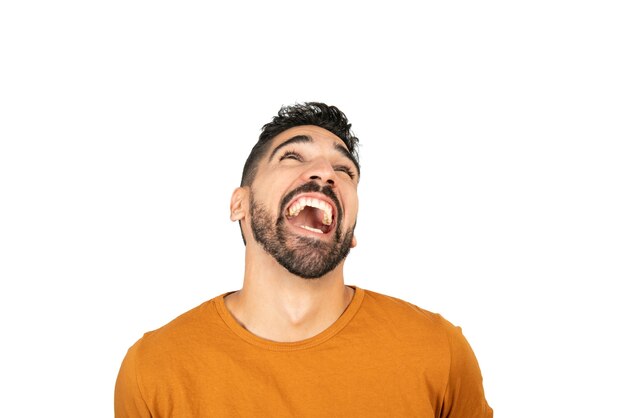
[114,341,152,418]
[441,326,493,418]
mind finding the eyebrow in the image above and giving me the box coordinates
[268,135,312,162]
[333,142,360,174]
[268,134,360,175]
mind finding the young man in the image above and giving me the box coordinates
[115,103,493,417]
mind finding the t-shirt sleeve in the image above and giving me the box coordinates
[441,325,493,418]
[115,341,152,418]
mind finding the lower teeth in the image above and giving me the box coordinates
[299,225,323,234]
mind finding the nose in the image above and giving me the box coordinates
[303,158,336,186]
[310,174,334,186]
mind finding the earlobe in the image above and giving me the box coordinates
[230,187,248,221]
[350,235,357,248]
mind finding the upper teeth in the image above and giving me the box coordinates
[287,197,333,225]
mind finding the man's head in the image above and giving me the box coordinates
[231,103,360,279]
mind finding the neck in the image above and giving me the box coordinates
[224,247,354,342]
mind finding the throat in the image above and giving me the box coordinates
[225,285,354,343]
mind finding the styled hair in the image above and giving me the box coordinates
[240,102,360,187]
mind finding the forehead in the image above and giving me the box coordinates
[270,125,348,151]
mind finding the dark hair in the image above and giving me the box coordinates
[240,102,360,187]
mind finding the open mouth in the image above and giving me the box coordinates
[284,194,335,235]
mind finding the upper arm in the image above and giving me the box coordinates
[441,326,493,418]
[114,342,152,418]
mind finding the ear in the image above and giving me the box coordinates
[230,187,248,221]
[350,235,357,248]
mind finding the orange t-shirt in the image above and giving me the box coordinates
[115,287,492,417]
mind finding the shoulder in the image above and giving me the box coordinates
[125,295,227,364]
[360,288,455,332]
[116,295,230,415]
[357,288,476,358]
[358,288,492,416]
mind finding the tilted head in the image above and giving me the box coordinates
[231,102,361,278]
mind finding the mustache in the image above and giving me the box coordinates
[279,181,342,218]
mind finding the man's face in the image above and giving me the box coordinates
[247,125,359,279]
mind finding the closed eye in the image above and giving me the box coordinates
[279,150,303,162]
[335,165,356,179]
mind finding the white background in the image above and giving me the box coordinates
[1,1,624,417]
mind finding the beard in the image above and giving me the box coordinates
[249,182,355,279]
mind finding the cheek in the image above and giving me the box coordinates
[345,193,359,222]
[254,174,288,200]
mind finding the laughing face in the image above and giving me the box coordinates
[246,125,359,279]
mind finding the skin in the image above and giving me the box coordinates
[226,125,360,342]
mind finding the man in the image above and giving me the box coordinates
[115,102,493,417]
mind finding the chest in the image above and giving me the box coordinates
[146,340,447,417]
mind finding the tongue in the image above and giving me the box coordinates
[291,206,326,231]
